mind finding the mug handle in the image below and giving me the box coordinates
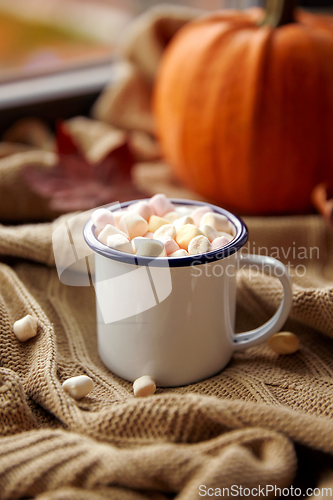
[232,254,293,351]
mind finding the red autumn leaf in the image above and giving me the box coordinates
[23,122,146,212]
[56,120,79,156]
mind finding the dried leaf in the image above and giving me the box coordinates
[23,122,146,213]
[311,183,333,228]
[56,121,79,156]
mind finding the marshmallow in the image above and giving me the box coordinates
[169,249,189,257]
[164,211,182,223]
[128,201,154,221]
[91,194,237,259]
[119,213,148,239]
[98,224,128,245]
[200,224,218,242]
[132,237,148,253]
[212,236,231,250]
[62,375,94,400]
[94,227,102,238]
[147,215,169,233]
[13,314,38,342]
[91,208,115,230]
[175,205,195,216]
[188,235,212,255]
[114,210,127,228]
[149,194,174,217]
[268,332,300,355]
[201,213,231,234]
[159,246,167,257]
[192,206,213,226]
[153,224,176,240]
[176,224,204,250]
[133,375,156,397]
[227,223,236,236]
[217,231,234,241]
[107,234,133,254]
[158,235,179,255]
[136,239,165,257]
[174,215,195,231]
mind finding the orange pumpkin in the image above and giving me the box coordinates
[153,0,333,214]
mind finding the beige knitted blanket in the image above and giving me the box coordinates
[1,5,333,500]
[1,213,333,500]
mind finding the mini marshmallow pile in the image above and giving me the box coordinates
[92,194,235,258]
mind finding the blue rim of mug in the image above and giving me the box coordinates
[83,199,249,268]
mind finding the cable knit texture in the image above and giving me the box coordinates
[0,6,333,500]
[0,214,333,499]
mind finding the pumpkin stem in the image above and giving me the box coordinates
[259,0,297,28]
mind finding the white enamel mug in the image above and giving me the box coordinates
[84,199,293,387]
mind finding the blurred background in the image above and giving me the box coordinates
[0,0,331,136]
[1,0,333,223]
